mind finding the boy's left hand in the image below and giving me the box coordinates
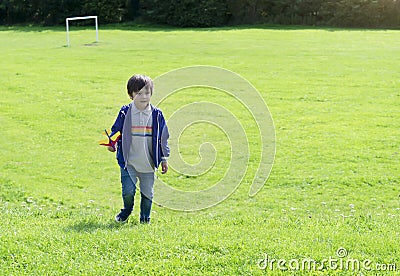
[161,161,168,174]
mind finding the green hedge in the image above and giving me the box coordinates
[0,0,130,25]
[225,0,400,28]
[1,0,399,28]
[140,0,229,27]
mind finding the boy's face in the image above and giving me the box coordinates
[132,85,152,110]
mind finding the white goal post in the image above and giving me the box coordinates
[66,16,98,47]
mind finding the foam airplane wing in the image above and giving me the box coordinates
[99,129,121,150]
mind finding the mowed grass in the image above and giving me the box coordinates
[0,25,399,275]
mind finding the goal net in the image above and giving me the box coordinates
[66,16,98,47]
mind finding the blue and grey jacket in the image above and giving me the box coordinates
[110,103,170,169]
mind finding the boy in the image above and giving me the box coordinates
[107,74,170,224]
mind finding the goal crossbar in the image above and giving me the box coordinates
[66,15,98,47]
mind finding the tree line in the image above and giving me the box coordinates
[1,0,399,28]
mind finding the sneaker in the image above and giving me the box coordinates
[140,218,150,224]
[115,211,129,224]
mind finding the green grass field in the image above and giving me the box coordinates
[1,25,399,275]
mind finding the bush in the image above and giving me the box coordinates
[82,0,127,24]
[141,0,229,27]
[1,0,399,28]
[320,0,400,28]
[226,0,322,25]
[226,0,400,28]
[0,0,128,25]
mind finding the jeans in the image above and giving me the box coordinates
[120,166,155,222]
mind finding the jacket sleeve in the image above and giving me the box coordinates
[110,106,126,137]
[160,113,170,159]
[161,124,170,159]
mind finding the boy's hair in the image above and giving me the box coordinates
[127,74,153,98]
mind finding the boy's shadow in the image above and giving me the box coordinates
[65,219,137,233]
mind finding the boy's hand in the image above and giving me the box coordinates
[161,161,168,174]
[107,146,116,152]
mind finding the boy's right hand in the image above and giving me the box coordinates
[107,146,116,152]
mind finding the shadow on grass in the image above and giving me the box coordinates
[65,218,137,233]
[1,23,397,33]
